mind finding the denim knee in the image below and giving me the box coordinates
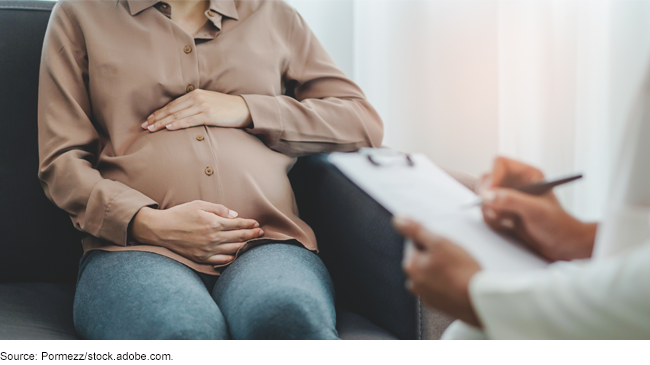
[74,306,230,340]
[150,319,229,340]
[74,302,230,340]
[236,285,338,340]
[73,250,230,340]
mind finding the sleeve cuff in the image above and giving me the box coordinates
[469,270,550,339]
[241,94,284,147]
[84,180,159,247]
[101,189,158,246]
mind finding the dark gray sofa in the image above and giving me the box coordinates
[0,0,453,340]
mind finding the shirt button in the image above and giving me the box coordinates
[207,9,217,17]
[184,45,192,54]
[196,134,204,141]
[205,167,214,176]
[186,84,195,93]
[160,3,168,9]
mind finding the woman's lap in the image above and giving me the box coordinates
[74,244,337,340]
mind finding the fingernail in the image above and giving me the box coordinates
[500,218,515,229]
[485,208,496,219]
[253,222,259,228]
[165,124,172,129]
[392,215,412,228]
[141,121,148,129]
[402,239,415,267]
[405,279,414,291]
[258,230,264,236]
[228,210,238,218]
[148,125,155,131]
[481,190,496,202]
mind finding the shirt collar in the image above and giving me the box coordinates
[209,0,238,21]
[126,0,239,21]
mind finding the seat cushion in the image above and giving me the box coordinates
[0,283,396,340]
[336,309,398,340]
[0,283,78,340]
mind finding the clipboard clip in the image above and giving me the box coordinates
[359,148,415,167]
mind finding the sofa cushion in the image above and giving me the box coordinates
[0,283,78,339]
[336,310,398,340]
[0,283,396,340]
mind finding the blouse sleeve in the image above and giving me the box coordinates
[241,11,383,157]
[38,3,158,246]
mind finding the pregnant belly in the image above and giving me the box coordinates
[96,127,295,211]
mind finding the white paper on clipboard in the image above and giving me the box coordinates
[328,151,549,272]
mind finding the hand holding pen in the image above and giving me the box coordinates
[476,157,597,261]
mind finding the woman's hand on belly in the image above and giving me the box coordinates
[129,200,264,265]
[141,89,252,132]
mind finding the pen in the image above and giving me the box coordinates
[464,173,583,208]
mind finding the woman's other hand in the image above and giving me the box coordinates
[129,201,264,265]
[393,216,482,328]
[478,156,597,261]
[141,89,252,132]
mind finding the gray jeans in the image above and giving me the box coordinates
[73,243,338,339]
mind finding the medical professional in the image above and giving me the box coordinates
[393,73,650,339]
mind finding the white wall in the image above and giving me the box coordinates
[285,0,355,78]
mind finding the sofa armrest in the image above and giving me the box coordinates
[289,154,415,339]
[289,155,460,339]
[290,154,455,339]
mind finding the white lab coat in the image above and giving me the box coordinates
[442,69,650,340]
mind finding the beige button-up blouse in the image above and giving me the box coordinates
[38,0,383,275]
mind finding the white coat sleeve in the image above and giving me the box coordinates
[469,241,650,339]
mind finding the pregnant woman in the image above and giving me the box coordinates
[38,0,382,339]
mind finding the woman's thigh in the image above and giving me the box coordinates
[212,243,338,340]
[74,250,228,340]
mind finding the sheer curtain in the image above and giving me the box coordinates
[353,0,500,178]
[497,0,650,220]
[345,0,650,220]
